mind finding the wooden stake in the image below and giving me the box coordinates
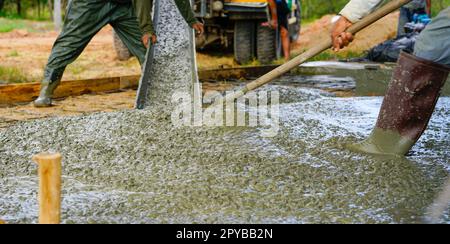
[33,153,62,224]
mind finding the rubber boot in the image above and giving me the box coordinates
[349,52,450,156]
[34,67,65,107]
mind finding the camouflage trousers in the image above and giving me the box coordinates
[44,0,147,82]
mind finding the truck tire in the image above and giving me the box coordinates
[234,21,255,64]
[113,30,132,61]
[289,0,302,42]
[256,24,277,64]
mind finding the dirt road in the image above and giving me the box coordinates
[293,13,399,54]
[0,26,142,83]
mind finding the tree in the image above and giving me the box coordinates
[54,0,61,30]
[0,0,4,12]
[16,0,21,15]
[48,0,53,18]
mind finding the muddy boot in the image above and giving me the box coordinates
[349,52,450,156]
[34,67,65,107]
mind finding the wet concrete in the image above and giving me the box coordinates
[142,0,196,110]
[1,1,450,224]
[296,61,450,96]
[272,74,356,92]
[301,61,377,70]
[1,85,449,224]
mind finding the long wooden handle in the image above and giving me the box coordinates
[224,0,412,102]
[33,153,62,224]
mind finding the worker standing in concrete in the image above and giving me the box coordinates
[267,0,291,61]
[331,1,449,156]
[397,0,431,37]
[34,0,204,107]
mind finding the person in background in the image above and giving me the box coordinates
[267,0,291,61]
[397,0,431,37]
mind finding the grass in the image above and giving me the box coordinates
[0,65,36,84]
[0,17,53,33]
[290,48,364,62]
[7,50,19,57]
[0,18,26,33]
[308,50,364,61]
[242,59,263,67]
[67,64,87,77]
[0,8,52,21]
[197,52,237,69]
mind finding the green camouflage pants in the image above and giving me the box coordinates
[45,0,147,81]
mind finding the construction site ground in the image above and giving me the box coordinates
[0,13,399,128]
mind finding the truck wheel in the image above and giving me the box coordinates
[256,24,277,64]
[113,30,132,61]
[234,21,255,64]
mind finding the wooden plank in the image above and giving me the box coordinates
[0,66,279,105]
[0,75,140,105]
[0,82,41,105]
[120,75,141,89]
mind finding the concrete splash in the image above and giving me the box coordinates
[141,0,198,111]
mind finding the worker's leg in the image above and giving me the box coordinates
[280,26,290,61]
[110,2,147,65]
[349,8,450,156]
[276,0,291,61]
[35,0,113,107]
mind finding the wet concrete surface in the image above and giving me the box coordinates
[1,55,449,224]
[1,0,449,224]
[142,0,195,110]
[274,74,356,93]
[297,61,450,96]
[0,85,449,224]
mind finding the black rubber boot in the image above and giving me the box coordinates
[34,67,65,107]
[349,52,450,156]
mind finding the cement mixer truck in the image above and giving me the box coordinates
[113,0,301,64]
